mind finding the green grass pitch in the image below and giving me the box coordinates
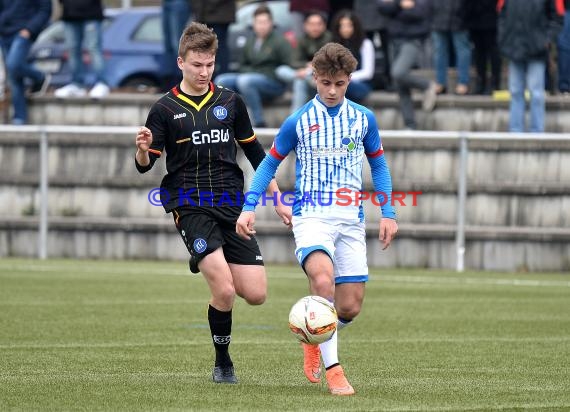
[1,259,569,411]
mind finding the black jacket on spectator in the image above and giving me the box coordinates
[377,0,432,39]
[60,0,104,21]
[430,0,466,31]
[0,0,52,39]
[498,0,562,61]
[192,0,236,24]
[463,0,498,31]
[355,0,388,32]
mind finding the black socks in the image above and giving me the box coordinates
[208,304,233,367]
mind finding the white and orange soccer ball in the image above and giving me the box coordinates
[288,296,338,345]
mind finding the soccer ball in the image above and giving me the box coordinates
[288,296,337,345]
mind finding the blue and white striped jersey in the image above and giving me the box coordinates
[267,96,390,221]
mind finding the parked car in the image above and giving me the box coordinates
[30,7,167,91]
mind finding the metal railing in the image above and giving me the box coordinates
[1,125,569,271]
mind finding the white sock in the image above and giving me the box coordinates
[337,318,352,331]
[319,330,339,368]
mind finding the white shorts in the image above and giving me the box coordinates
[292,216,369,284]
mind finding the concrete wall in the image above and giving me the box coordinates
[1,125,569,271]
[28,92,570,132]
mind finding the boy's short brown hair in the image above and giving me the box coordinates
[178,22,218,58]
[253,4,273,20]
[311,42,358,78]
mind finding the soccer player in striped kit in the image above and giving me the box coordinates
[236,42,398,396]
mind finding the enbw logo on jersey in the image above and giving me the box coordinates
[192,129,230,144]
[213,106,227,120]
[193,238,207,253]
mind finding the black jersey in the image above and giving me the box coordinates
[136,82,267,211]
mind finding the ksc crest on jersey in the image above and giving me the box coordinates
[213,106,227,120]
[193,238,207,253]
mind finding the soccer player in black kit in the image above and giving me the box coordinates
[135,22,291,384]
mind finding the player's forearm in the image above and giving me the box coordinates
[135,149,150,167]
[369,155,397,219]
[267,179,281,197]
[243,155,281,211]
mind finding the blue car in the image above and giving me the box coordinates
[29,7,169,91]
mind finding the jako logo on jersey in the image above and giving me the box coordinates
[341,137,356,152]
[193,238,207,253]
[192,129,230,144]
[309,124,320,132]
[213,105,227,120]
[173,112,187,120]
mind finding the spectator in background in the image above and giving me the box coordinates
[464,0,501,95]
[215,5,291,127]
[54,0,109,99]
[430,0,471,95]
[0,50,5,102]
[276,10,332,111]
[378,0,436,130]
[289,0,330,40]
[160,0,192,90]
[354,0,392,90]
[331,9,375,103]
[497,0,562,132]
[558,0,570,94]
[0,0,52,124]
[329,0,354,25]
[192,0,235,76]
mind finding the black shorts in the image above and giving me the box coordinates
[172,206,264,266]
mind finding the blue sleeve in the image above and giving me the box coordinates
[242,154,281,212]
[273,114,299,157]
[362,110,382,155]
[27,0,52,38]
[368,155,396,219]
[242,114,298,211]
[363,110,396,219]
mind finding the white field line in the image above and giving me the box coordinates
[2,263,569,287]
[0,371,203,379]
[378,275,570,288]
[1,336,569,350]
[0,299,205,306]
[367,405,570,412]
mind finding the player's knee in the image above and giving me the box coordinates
[336,303,362,320]
[310,275,335,297]
[215,284,237,304]
[244,291,266,306]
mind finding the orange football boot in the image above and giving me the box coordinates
[325,365,355,396]
[302,343,321,383]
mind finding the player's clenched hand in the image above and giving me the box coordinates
[136,126,153,152]
[236,211,257,240]
[379,218,398,250]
